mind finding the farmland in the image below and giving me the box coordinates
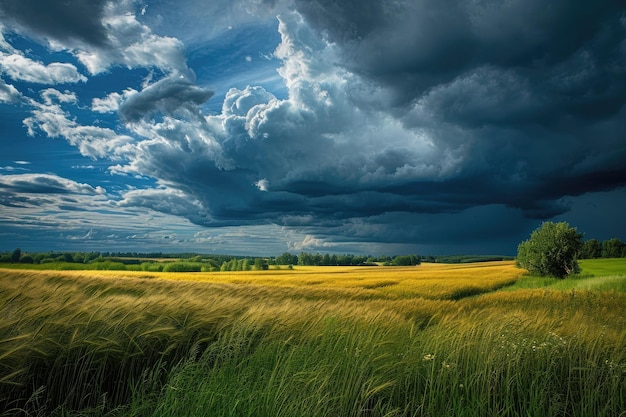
[1,260,624,416]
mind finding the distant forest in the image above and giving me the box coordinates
[0,248,513,271]
[1,237,623,271]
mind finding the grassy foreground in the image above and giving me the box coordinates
[0,261,624,416]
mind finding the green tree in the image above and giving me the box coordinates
[241,258,251,271]
[11,248,21,263]
[579,239,602,259]
[602,238,626,258]
[391,255,422,266]
[253,258,268,270]
[19,254,34,264]
[516,222,583,278]
[298,252,312,266]
[275,252,298,266]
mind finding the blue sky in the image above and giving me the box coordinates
[1,0,625,256]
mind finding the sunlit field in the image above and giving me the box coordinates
[1,261,624,416]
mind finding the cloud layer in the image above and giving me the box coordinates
[1,0,625,254]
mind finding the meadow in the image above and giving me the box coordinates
[0,260,624,416]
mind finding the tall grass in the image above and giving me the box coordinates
[0,261,624,416]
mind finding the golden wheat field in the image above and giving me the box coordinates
[1,261,624,416]
[1,260,523,297]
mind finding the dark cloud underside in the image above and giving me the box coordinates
[0,0,110,47]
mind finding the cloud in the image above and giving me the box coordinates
[288,234,333,251]
[0,0,110,48]
[0,52,87,84]
[73,4,188,75]
[118,76,214,123]
[0,0,189,76]
[0,173,229,253]
[91,89,137,113]
[23,88,135,159]
[293,0,625,103]
[117,187,210,224]
[0,173,105,195]
[84,6,625,239]
[3,2,625,254]
[0,76,23,103]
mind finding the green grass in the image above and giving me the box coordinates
[1,260,624,417]
[579,258,626,276]
[130,310,623,417]
[503,257,626,292]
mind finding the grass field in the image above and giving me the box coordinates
[0,260,624,416]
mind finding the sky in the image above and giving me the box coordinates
[1,0,625,257]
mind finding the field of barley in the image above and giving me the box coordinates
[1,260,624,416]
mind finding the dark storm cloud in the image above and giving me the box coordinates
[283,0,626,221]
[0,0,110,47]
[294,0,625,103]
[116,0,625,235]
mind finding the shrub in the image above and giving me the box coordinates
[141,262,164,272]
[162,262,202,273]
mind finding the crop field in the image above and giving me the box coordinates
[1,260,624,416]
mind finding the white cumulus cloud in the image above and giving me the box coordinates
[0,52,87,84]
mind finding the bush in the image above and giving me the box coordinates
[91,261,127,271]
[162,262,203,273]
[141,262,164,272]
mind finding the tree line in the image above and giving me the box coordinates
[0,248,565,269]
[577,238,626,259]
[0,249,424,268]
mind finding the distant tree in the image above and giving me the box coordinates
[276,252,298,265]
[254,258,268,270]
[516,222,583,278]
[298,252,312,266]
[19,255,34,264]
[11,248,21,263]
[579,239,602,259]
[230,258,241,271]
[59,253,74,263]
[242,258,251,271]
[391,255,421,266]
[602,238,626,258]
